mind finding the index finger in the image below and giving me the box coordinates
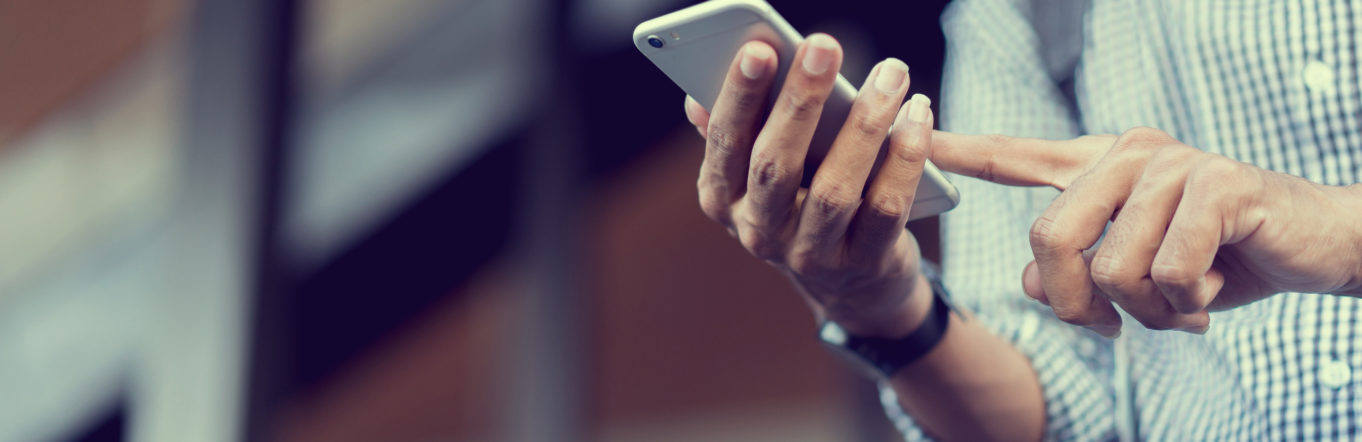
[929,131,1111,190]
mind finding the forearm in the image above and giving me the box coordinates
[846,278,1045,441]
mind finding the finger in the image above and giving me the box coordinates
[697,41,778,222]
[848,93,931,260]
[1028,128,1190,337]
[740,34,841,237]
[1029,168,1130,338]
[1152,159,1235,314]
[684,95,710,138]
[929,132,1111,189]
[1022,260,1049,305]
[1025,249,1101,307]
[1201,267,1227,313]
[1089,148,1209,331]
[794,57,912,258]
[1026,246,1124,337]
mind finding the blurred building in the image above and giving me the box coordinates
[0,0,949,440]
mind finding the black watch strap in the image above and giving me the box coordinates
[842,290,951,377]
[819,262,956,378]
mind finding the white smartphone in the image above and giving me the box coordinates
[633,0,959,221]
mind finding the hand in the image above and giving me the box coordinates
[684,34,939,338]
[930,127,1362,337]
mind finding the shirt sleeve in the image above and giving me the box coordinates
[878,0,1119,440]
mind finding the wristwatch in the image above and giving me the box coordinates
[817,261,957,379]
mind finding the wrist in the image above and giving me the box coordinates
[827,274,934,339]
[1339,184,1362,296]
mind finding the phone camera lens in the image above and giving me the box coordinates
[647,36,664,48]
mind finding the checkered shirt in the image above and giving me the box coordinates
[880,0,1362,440]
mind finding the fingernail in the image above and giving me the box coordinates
[874,58,908,93]
[802,34,837,75]
[1182,324,1210,335]
[684,96,698,124]
[907,94,931,123]
[1093,325,1121,339]
[740,43,773,80]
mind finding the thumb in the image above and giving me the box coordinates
[684,95,710,138]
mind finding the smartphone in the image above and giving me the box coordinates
[633,0,959,221]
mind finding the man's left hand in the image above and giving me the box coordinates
[930,127,1362,337]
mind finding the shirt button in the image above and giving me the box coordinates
[1303,60,1335,92]
[1320,359,1352,388]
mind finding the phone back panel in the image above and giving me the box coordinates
[634,0,958,220]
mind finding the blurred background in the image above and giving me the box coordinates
[0,0,951,440]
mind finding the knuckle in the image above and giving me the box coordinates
[724,80,765,109]
[1144,145,1192,173]
[739,229,784,262]
[696,190,729,222]
[1113,126,1172,151]
[1071,135,1119,167]
[786,253,826,276]
[706,127,740,157]
[697,170,736,200]
[865,194,909,222]
[1190,156,1245,186]
[1186,158,1260,205]
[850,114,890,138]
[973,135,1024,182]
[1089,254,1136,290]
[1150,264,1199,290]
[978,151,999,182]
[733,207,782,236]
[732,207,763,229]
[1051,305,1095,326]
[750,154,794,188]
[808,181,858,218]
[782,92,826,119]
[889,134,928,165]
[1029,215,1066,250]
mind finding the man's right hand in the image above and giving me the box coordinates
[683,34,938,338]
